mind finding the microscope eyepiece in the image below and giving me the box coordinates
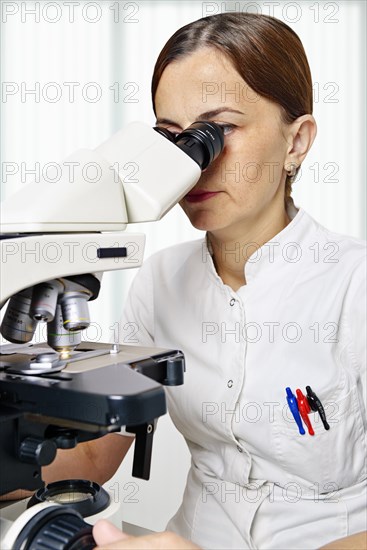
[175,121,224,170]
[153,126,177,142]
[153,121,224,170]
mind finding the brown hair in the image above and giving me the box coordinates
[151,13,313,200]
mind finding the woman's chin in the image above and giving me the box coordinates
[188,216,224,232]
[181,204,228,232]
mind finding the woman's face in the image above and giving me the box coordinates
[155,47,293,234]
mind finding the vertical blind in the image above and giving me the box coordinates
[1,2,365,326]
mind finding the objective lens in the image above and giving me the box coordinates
[47,305,81,353]
[0,289,37,344]
[175,121,224,170]
[59,291,91,331]
[30,280,63,322]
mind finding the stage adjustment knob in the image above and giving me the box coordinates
[19,437,57,466]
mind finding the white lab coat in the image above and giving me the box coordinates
[120,198,366,549]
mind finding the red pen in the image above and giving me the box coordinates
[296,389,315,436]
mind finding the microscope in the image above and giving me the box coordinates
[0,121,224,548]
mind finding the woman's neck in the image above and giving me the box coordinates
[208,200,292,291]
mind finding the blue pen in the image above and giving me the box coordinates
[286,387,305,435]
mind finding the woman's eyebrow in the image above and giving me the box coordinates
[155,117,180,126]
[196,107,245,120]
[155,107,245,127]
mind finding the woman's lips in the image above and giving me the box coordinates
[185,191,220,203]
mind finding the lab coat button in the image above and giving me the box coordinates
[227,380,233,388]
[237,445,243,453]
[229,298,236,306]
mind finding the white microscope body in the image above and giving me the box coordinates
[1,121,204,301]
[0,120,223,549]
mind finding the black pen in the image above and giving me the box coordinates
[306,386,330,430]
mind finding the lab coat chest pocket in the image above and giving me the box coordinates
[271,386,366,490]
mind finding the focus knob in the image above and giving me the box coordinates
[29,513,94,550]
[19,437,57,466]
[12,505,95,550]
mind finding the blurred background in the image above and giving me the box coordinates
[1,0,366,532]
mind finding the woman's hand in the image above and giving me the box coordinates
[42,434,134,487]
[319,531,367,549]
[92,520,200,549]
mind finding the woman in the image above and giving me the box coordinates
[98,12,366,550]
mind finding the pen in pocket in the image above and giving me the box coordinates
[306,385,330,430]
[296,389,314,435]
[286,387,305,435]
[285,385,330,435]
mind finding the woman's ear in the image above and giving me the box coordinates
[284,114,317,172]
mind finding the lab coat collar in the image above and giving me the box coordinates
[204,197,314,288]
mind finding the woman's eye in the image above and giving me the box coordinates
[156,125,180,138]
[216,123,236,135]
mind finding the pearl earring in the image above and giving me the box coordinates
[286,163,298,177]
